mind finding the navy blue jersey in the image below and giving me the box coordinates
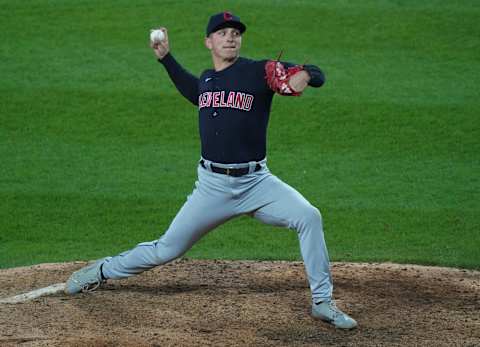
[160,53,325,164]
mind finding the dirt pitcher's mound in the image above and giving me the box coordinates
[0,260,478,347]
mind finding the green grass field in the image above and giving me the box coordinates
[1,0,479,269]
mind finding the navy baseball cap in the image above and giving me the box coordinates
[206,11,246,37]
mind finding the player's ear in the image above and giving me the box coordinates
[205,36,213,50]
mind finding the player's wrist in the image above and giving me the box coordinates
[158,52,172,63]
[298,70,311,82]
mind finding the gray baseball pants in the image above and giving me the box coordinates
[102,159,333,302]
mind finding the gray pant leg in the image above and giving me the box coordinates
[103,169,236,279]
[244,172,333,302]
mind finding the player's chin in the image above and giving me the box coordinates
[222,49,239,60]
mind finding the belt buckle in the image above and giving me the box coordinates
[226,168,231,175]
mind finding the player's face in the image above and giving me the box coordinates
[205,27,242,61]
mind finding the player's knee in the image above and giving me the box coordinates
[158,248,186,264]
[296,205,322,231]
[306,205,322,224]
[152,240,187,264]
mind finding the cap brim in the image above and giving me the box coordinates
[209,21,246,36]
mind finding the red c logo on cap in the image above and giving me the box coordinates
[224,12,233,20]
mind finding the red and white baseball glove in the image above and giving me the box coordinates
[265,58,304,96]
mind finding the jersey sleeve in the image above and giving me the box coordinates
[303,64,326,87]
[158,53,199,106]
[281,61,326,88]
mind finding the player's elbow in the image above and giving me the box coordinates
[318,73,326,87]
[305,65,326,88]
[309,72,325,88]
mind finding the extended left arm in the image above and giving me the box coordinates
[265,59,326,96]
[289,64,326,93]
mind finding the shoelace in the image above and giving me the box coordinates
[327,300,343,319]
[80,279,104,293]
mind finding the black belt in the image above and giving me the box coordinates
[200,160,262,177]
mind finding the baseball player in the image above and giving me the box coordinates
[65,12,357,329]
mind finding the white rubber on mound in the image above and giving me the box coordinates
[0,283,65,304]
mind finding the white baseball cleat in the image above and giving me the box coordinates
[312,299,358,329]
[64,257,111,295]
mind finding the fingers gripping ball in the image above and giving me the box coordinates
[150,29,165,43]
[265,60,304,96]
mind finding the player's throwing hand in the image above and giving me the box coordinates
[150,27,169,60]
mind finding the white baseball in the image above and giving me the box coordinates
[150,29,165,43]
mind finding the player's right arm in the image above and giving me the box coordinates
[152,28,199,106]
